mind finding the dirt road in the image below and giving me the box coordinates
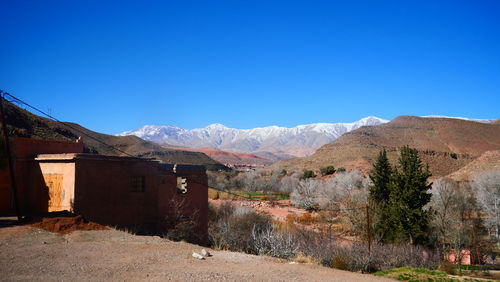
[0,225,392,281]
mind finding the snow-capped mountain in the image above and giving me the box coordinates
[422,115,495,123]
[117,116,389,159]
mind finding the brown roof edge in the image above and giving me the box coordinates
[35,153,159,162]
[15,136,82,144]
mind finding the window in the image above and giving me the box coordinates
[177,177,187,194]
[131,176,145,192]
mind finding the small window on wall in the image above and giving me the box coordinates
[131,176,145,192]
[177,177,187,194]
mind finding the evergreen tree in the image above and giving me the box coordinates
[369,149,394,242]
[388,146,432,245]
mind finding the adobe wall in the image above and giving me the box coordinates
[0,170,14,215]
[16,159,49,215]
[14,137,84,158]
[73,156,160,234]
[157,165,208,241]
[0,138,83,215]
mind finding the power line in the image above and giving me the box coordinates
[1,90,137,158]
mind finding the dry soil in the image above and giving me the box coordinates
[0,224,393,281]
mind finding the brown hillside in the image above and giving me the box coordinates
[163,146,274,167]
[447,150,500,181]
[2,100,227,170]
[273,116,500,177]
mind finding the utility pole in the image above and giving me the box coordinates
[0,92,22,221]
[365,204,371,254]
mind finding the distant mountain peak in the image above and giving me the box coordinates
[421,115,495,123]
[117,117,389,158]
[205,123,227,130]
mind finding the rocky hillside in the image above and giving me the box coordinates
[273,116,500,177]
[447,150,500,181]
[118,117,388,158]
[2,100,227,170]
[162,146,274,168]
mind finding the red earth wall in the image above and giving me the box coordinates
[0,138,83,215]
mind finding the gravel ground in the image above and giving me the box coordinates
[0,225,393,281]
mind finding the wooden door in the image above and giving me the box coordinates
[43,174,63,212]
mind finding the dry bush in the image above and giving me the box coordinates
[291,179,320,211]
[163,199,204,244]
[252,226,299,259]
[208,202,273,253]
[439,262,457,275]
[285,213,298,225]
[288,226,438,273]
[473,170,500,240]
[297,213,316,225]
[294,252,316,264]
[309,242,439,273]
[208,202,438,273]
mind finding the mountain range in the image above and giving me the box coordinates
[117,116,389,159]
[6,97,498,178]
[273,116,500,178]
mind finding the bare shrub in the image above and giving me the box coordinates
[208,202,272,253]
[473,170,500,240]
[208,201,438,273]
[290,179,320,211]
[430,177,493,265]
[279,173,300,193]
[315,242,439,273]
[252,226,299,259]
[163,198,203,244]
[283,226,437,272]
[207,170,241,190]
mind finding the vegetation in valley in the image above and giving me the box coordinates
[369,146,432,244]
[206,146,500,278]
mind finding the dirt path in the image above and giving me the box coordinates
[0,225,392,281]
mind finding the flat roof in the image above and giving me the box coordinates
[34,154,206,172]
[35,153,158,162]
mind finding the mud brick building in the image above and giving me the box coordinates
[0,138,208,238]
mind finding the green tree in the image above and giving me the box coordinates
[301,170,315,179]
[368,149,394,242]
[388,146,432,245]
[320,166,336,176]
[336,167,346,173]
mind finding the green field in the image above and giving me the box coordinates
[374,267,495,282]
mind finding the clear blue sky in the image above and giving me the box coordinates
[1,0,499,134]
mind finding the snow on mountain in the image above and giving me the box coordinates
[117,116,388,158]
[422,115,495,123]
